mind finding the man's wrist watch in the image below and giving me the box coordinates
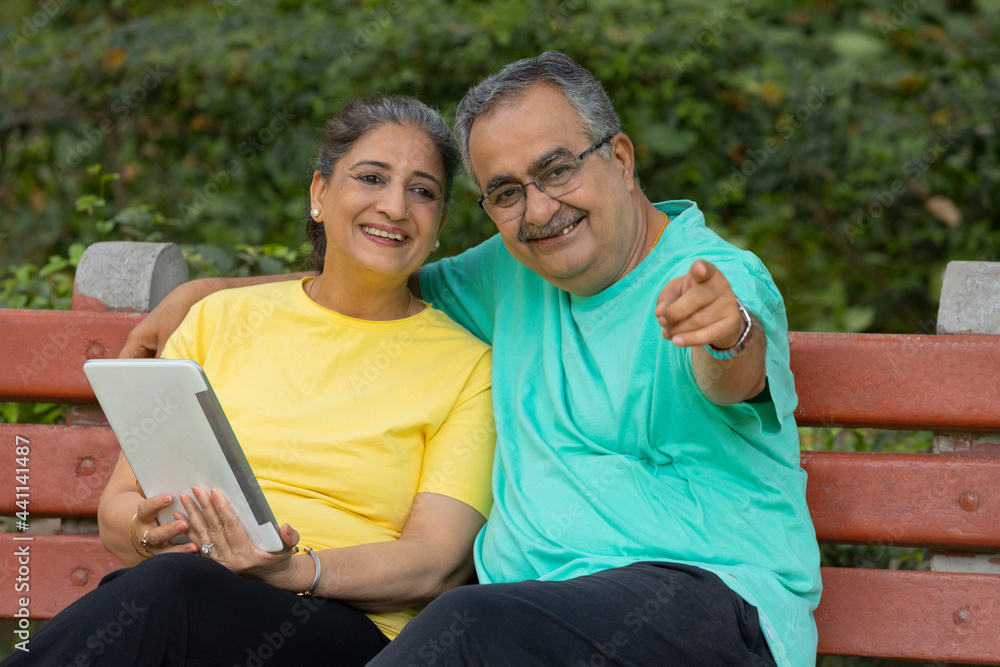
[705,297,753,360]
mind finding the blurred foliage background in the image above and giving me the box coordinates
[0,1,997,661]
[1,0,997,332]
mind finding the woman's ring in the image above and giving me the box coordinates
[200,542,215,556]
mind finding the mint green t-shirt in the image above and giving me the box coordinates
[421,200,821,667]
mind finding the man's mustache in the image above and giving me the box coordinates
[518,206,586,242]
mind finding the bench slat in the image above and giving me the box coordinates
[0,424,119,517]
[789,332,1000,431]
[816,567,1000,662]
[0,534,123,619]
[6,425,1000,553]
[0,309,140,403]
[804,451,1000,549]
[3,320,1000,431]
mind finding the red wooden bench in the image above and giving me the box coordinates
[2,243,998,663]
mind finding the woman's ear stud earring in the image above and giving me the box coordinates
[311,209,320,217]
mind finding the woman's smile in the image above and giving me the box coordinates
[360,223,410,245]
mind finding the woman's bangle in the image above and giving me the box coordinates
[303,547,321,597]
[128,512,149,559]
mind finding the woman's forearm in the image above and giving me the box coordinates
[306,539,473,613]
[97,489,146,566]
[269,493,483,612]
[98,452,196,564]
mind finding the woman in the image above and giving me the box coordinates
[3,97,494,666]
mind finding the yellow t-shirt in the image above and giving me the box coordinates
[161,278,495,638]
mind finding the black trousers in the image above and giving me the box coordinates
[368,562,776,667]
[1,553,389,667]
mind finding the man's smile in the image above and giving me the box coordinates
[519,208,586,242]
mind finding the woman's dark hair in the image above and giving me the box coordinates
[306,96,461,271]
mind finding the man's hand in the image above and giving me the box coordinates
[654,260,766,406]
[118,273,315,359]
[118,282,201,358]
[655,260,745,349]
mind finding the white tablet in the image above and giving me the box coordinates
[83,358,284,552]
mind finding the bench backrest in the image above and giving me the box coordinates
[2,244,999,663]
[789,332,1000,662]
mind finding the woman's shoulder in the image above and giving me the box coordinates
[412,305,491,354]
[413,306,493,395]
[193,279,303,313]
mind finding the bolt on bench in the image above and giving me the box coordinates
[1,244,998,663]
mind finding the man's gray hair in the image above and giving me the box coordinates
[454,51,623,182]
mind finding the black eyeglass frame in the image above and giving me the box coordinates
[476,133,618,221]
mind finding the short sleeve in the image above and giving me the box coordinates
[714,253,798,438]
[417,350,496,518]
[420,236,504,345]
[160,296,214,363]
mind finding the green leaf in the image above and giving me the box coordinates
[258,256,285,275]
[830,31,887,63]
[75,195,103,214]
[39,256,69,278]
[67,243,87,266]
[637,124,698,158]
[843,306,877,333]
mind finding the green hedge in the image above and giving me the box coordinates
[2,0,999,333]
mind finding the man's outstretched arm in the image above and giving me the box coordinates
[119,272,314,358]
[654,259,767,406]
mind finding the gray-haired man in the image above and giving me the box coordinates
[369,51,820,667]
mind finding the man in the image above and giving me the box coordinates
[124,52,820,666]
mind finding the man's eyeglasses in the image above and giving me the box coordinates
[477,134,617,224]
